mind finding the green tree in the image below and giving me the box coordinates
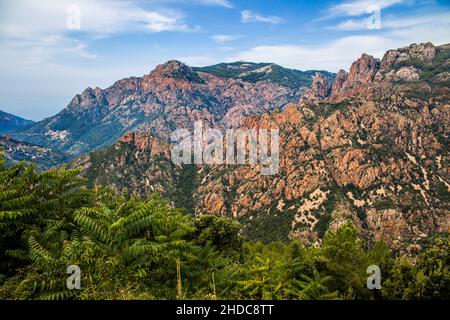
[1,194,196,299]
[292,268,339,300]
[236,255,282,299]
[382,257,417,299]
[0,158,36,275]
[413,235,449,299]
[0,149,92,276]
[192,214,243,254]
[319,222,369,298]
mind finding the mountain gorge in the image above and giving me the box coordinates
[68,42,450,254]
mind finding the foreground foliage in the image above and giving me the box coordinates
[0,150,448,300]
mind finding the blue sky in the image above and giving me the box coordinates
[0,0,449,120]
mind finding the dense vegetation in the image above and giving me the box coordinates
[395,45,450,82]
[194,62,335,89]
[0,149,448,300]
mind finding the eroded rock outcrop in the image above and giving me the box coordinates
[303,73,332,101]
[306,42,449,104]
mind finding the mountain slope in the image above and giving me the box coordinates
[194,62,335,89]
[0,135,68,169]
[0,110,34,133]
[72,132,195,210]
[11,60,326,159]
[195,99,449,251]
[72,42,450,254]
[304,42,450,103]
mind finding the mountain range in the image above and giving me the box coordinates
[4,42,450,253]
[8,61,333,158]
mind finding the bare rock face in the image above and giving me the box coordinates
[434,72,450,82]
[303,73,331,101]
[119,132,169,157]
[328,42,449,103]
[405,42,436,62]
[380,50,400,70]
[348,54,380,84]
[381,43,436,70]
[67,87,106,113]
[395,67,420,82]
[330,70,348,96]
[149,60,205,83]
[191,97,449,252]
[77,94,449,253]
[331,54,380,100]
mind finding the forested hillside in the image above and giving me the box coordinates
[0,149,448,300]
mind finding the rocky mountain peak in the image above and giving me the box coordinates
[330,69,348,96]
[328,53,380,100]
[11,41,448,166]
[150,60,204,83]
[403,42,436,61]
[154,59,185,71]
[297,41,447,106]
[81,87,95,99]
[119,131,170,155]
[348,53,380,84]
[68,86,106,111]
[381,42,436,70]
[303,72,331,101]
[380,49,399,70]
[328,42,448,101]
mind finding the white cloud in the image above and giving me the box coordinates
[0,0,194,38]
[195,0,233,8]
[240,10,283,25]
[228,36,390,72]
[333,18,369,30]
[211,34,243,44]
[0,0,198,72]
[0,35,97,68]
[332,10,450,31]
[328,0,406,17]
[383,11,450,29]
[0,0,205,109]
[176,55,220,66]
[228,15,450,72]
